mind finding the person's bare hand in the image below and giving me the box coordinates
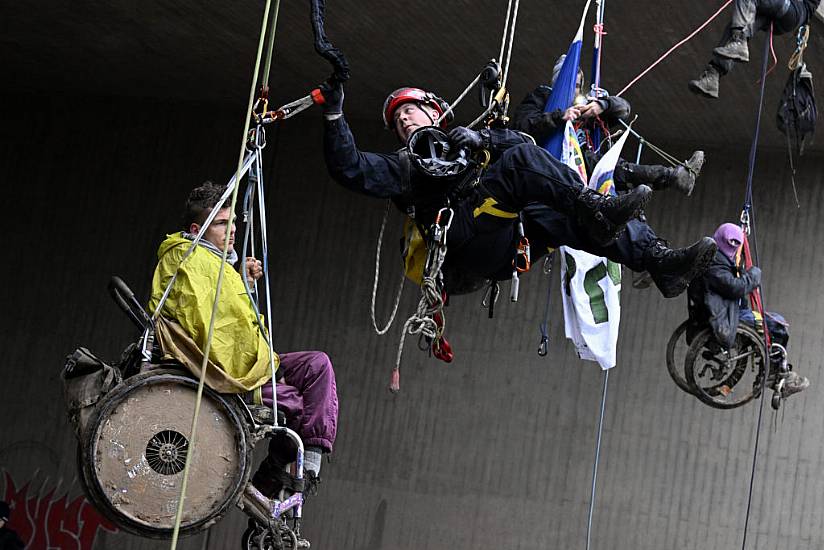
[563,106,581,121]
[246,257,263,283]
[577,101,604,119]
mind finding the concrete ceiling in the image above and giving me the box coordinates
[4,0,823,152]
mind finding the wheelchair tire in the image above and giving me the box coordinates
[79,369,252,538]
[665,320,694,396]
[684,325,767,410]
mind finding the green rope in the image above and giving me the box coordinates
[168,1,275,546]
[261,0,282,88]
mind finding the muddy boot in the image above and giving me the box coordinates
[689,65,720,99]
[664,151,704,197]
[779,370,810,398]
[713,29,749,62]
[643,237,717,298]
[676,150,705,196]
[621,156,702,197]
[576,185,652,245]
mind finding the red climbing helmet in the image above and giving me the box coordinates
[382,87,452,130]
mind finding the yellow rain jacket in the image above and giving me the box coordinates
[149,233,277,393]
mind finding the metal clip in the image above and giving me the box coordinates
[510,270,520,302]
[538,336,549,357]
[432,207,454,246]
[740,209,751,235]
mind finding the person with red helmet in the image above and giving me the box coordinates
[319,81,717,298]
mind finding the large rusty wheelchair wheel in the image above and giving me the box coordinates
[665,320,695,396]
[80,369,252,538]
[684,324,767,409]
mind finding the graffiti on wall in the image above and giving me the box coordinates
[2,470,118,550]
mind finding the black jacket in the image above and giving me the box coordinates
[323,116,530,224]
[510,84,632,145]
[687,250,761,348]
[0,527,24,550]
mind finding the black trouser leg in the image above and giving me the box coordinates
[730,0,758,31]
[479,143,584,213]
[522,204,655,273]
[614,159,672,191]
[712,1,796,74]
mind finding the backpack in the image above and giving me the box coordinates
[777,63,816,155]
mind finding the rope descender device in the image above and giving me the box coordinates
[253,88,327,125]
[740,209,752,236]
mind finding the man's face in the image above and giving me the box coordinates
[394,102,439,142]
[192,207,235,249]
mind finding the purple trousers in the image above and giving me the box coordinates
[259,351,338,453]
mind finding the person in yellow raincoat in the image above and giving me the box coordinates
[149,181,338,499]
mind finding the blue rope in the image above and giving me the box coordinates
[740,29,772,550]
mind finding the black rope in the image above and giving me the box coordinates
[740,29,773,550]
[310,0,350,83]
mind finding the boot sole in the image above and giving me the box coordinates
[672,239,717,297]
[657,239,717,299]
[688,80,718,99]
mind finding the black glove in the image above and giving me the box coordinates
[319,80,344,116]
[448,126,489,151]
[747,266,762,286]
[541,109,565,131]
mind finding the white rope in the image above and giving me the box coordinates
[500,0,521,89]
[371,201,406,335]
[390,243,447,392]
[498,0,513,65]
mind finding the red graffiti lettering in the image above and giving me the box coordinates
[3,471,119,550]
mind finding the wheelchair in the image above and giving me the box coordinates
[666,319,790,410]
[64,277,310,549]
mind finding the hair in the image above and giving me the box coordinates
[182,181,229,229]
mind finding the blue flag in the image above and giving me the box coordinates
[542,0,592,158]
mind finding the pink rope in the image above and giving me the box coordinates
[616,0,733,96]
[758,23,778,82]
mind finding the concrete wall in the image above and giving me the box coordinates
[1,93,822,550]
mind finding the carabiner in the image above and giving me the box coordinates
[739,209,751,235]
[538,336,549,357]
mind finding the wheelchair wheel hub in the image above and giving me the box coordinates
[145,429,189,475]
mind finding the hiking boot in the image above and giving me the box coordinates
[689,65,720,99]
[713,29,749,62]
[669,150,705,196]
[779,370,810,398]
[644,237,717,298]
[576,185,652,245]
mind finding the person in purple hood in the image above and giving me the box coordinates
[687,222,809,398]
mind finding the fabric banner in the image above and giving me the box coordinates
[558,123,630,370]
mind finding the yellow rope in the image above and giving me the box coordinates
[169,1,275,546]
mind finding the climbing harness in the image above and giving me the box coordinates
[368,1,523,392]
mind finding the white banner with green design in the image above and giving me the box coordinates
[559,122,629,370]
